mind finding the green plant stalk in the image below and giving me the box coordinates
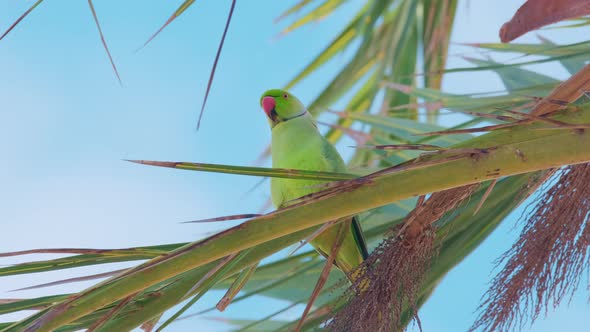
[153,250,251,331]
[97,229,317,331]
[14,108,590,332]
[98,260,325,332]
[4,229,318,332]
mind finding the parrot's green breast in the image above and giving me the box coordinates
[270,115,367,275]
[271,115,345,207]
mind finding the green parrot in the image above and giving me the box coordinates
[260,89,368,279]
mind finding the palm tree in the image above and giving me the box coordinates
[1,1,590,331]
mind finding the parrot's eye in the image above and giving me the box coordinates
[283,93,288,99]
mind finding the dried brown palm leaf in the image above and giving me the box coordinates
[500,0,590,42]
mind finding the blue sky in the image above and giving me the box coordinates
[0,1,588,331]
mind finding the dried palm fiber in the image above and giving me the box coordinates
[472,164,590,332]
[328,185,478,332]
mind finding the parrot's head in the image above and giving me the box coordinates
[260,89,307,128]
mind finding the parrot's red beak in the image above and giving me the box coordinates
[261,96,276,118]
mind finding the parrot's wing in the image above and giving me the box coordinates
[351,216,369,260]
[311,217,368,278]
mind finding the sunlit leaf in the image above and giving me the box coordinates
[126,159,358,181]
